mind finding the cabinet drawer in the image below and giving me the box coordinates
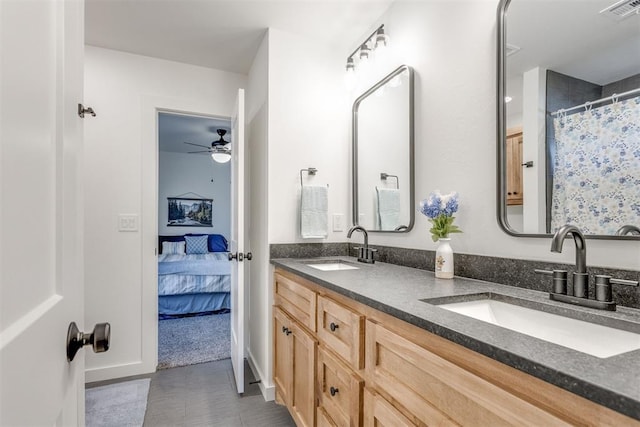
[317,295,364,370]
[275,272,316,331]
[317,407,337,427]
[363,388,416,427]
[365,320,570,427]
[317,346,363,427]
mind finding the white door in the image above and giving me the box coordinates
[0,0,86,425]
[230,89,247,394]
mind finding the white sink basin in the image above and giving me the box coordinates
[437,299,640,358]
[306,261,359,271]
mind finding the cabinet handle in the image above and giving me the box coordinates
[286,329,292,336]
[330,386,339,396]
[282,326,289,334]
[329,322,339,332]
[507,192,512,195]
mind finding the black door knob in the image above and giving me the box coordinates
[330,386,339,396]
[330,322,339,332]
[245,252,252,261]
[67,322,110,362]
[228,252,237,261]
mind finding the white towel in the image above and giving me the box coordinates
[301,185,328,239]
[376,187,401,231]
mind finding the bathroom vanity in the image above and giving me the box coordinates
[271,257,640,426]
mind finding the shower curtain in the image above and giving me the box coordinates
[551,96,640,234]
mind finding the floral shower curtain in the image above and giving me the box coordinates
[551,96,640,234]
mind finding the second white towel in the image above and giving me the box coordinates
[301,185,328,238]
[376,187,401,231]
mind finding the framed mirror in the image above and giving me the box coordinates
[352,65,414,232]
[497,0,640,239]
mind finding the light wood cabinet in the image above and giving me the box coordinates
[273,306,317,427]
[317,346,363,427]
[506,129,523,206]
[273,268,639,427]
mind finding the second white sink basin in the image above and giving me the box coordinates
[436,298,640,358]
[306,260,359,271]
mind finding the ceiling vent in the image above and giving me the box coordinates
[506,44,521,57]
[600,0,640,20]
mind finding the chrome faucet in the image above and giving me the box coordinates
[616,224,640,236]
[347,225,377,264]
[550,224,588,297]
[536,224,639,311]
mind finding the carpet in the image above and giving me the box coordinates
[85,378,150,427]
[158,312,230,369]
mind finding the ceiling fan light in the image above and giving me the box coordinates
[211,150,231,163]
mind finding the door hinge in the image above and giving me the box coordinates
[78,103,96,118]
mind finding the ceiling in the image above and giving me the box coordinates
[158,112,231,154]
[505,0,640,117]
[85,0,394,75]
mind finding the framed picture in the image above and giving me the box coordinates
[167,197,213,227]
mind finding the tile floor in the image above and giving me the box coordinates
[89,359,295,426]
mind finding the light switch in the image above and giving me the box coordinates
[332,214,344,232]
[118,214,139,232]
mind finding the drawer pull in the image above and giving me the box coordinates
[330,386,339,396]
[282,326,292,335]
[330,322,339,332]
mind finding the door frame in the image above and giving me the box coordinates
[141,96,233,374]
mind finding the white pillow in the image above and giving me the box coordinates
[162,241,185,255]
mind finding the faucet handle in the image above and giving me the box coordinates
[535,269,568,295]
[610,278,639,287]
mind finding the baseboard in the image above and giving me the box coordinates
[246,349,275,401]
[85,360,156,383]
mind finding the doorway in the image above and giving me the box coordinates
[156,111,233,369]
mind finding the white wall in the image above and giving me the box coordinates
[158,151,231,239]
[245,31,272,400]
[83,46,246,381]
[267,28,351,244]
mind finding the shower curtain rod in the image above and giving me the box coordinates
[551,87,640,116]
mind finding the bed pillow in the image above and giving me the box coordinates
[185,235,209,254]
[162,241,185,255]
[208,234,228,252]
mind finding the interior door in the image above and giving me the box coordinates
[0,0,85,425]
[230,88,246,394]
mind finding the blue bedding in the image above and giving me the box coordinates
[158,253,230,276]
[158,252,231,316]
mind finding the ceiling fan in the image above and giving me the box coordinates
[184,129,231,163]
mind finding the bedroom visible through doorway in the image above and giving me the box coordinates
[157,111,233,369]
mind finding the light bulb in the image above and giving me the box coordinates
[211,149,231,163]
[344,57,356,90]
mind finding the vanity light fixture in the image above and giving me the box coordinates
[345,24,390,78]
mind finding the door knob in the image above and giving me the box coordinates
[66,322,110,362]
[244,252,252,261]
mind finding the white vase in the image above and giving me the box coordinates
[435,238,454,279]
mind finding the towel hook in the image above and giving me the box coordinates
[300,167,318,187]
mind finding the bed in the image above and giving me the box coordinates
[158,234,230,317]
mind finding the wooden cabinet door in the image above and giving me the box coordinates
[363,388,416,427]
[317,346,363,427]
[291,321,317,427]
[274,307,293,406]
[506,132,523,205]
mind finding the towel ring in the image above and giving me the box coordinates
[300,168,318,187]
[380,172,399,189]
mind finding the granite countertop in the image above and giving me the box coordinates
[271,256,640,421]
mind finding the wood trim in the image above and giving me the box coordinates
[317,295,365,370]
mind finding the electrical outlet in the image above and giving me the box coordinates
[118,214,139,232]
[332,214,345,232]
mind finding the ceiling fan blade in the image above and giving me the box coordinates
[184,141,210,149]
[187,150,211,154]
